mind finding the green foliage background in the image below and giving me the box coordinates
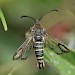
[0,0,75,75]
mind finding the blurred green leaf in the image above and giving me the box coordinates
[44,47,75,75]
[0,8,8,31]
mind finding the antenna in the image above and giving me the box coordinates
[21,16,36,23]
[39,10,59,21]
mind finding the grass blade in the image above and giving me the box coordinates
[0,8,8,31]
[44,48,75,75]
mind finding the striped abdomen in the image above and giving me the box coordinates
[35,41,45,69]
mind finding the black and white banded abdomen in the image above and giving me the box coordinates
[35,41,45,69]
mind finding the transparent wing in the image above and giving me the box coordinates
[13,34,33,60]
[44,34,70,55]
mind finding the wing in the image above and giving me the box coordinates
[44,34,70,55]
[13,34,33,60]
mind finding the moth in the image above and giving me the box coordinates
[13,10,70,69]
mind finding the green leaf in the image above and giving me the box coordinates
[0,8,8,31]
[44,47,75,75]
